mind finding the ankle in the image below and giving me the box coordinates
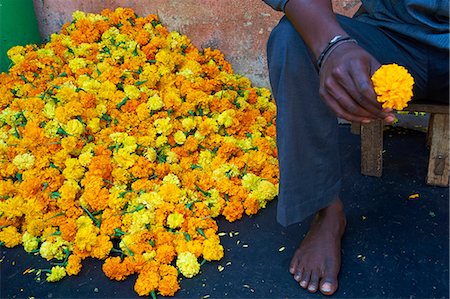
[319,198,345,217]
[316,199,347,231]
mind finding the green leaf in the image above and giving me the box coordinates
[135,80,147,86]
[15,173,22,182]
[191,164,202,170]
[196,228,206,238]
[56,127,69,136]
[195,185,211,197]
[132,45,138,56]
[116,96,129,109]
[50,191,60,199]
[183,232,191,241]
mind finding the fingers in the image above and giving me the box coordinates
[319,43,391,122]
[347,60,388,119]
[320,84,374,123]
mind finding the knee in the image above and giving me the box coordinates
[267,16,313,66]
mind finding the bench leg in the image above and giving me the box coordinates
[361,120,384,177]
[426,113,449,187]
[351,122,361,135]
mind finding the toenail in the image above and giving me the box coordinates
[308,285,317,292]
[300,281,308,288]
[321,282,332,293]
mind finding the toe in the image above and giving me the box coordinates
[320,275,339,295]
[307,271,320,293]
[293,268,303,282]
[289,252,300,274]
[299,270,311,289]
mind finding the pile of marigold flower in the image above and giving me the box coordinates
[0,8,278,297]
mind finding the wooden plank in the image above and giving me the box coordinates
[426,114,449,186]
[361,120,384,177]
[351,122,361,135]
[426,114,434,148]
[405,103,449,114]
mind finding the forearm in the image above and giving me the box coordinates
[284,0,349,59]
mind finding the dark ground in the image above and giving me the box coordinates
[1,125,449,299]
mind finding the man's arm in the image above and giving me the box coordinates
[269,0,395,123]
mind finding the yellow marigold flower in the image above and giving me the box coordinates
[154,117,173,135]
[176,251,200,278]
[75,216,99,251]
[242,173,262,191]
[7,45,26,64]
[59,179,80,201]
[39,236,70,261]
[72,10,86,21]
[163,173,181,186]
[68,58,88,73]
[167,212,184,229]
[43,102,56,119]
[143,250,157,261]
[78,151,93,167]
[181,118,196,131]
[173,130,186,145]
[144,148,157,162]
[165,150,179,164]
[0,226,22,248]
[113,148,137,169]
[12,152,35,170]
[371,63,414,110]
[62,158,85,181]
[202,237,224,261]
[97,82,116,102]
[22,231,39,253]
[155,135,168,147]
[65,119,84,137]
[217,109,236,128]
[249,180,278,209]
[87,117,101,133]
[44,120,60,137]
[77,75,101,93]
[124,85,141,100]
[46,266,67,282]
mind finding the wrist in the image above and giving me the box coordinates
[317,35,358,70]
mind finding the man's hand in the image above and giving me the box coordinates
[318,42,395,123]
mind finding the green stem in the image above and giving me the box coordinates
[80,205,101,227]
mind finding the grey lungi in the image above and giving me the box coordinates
[267,14,449,227]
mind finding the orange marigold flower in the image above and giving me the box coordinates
[222,200,244,222]
[134,269,160,296]
[371,63,414,110]
[158,274,180,296]
[102,256,131,281]
[155,243,176,264]
[66,254,82,276]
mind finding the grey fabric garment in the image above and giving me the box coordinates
[262,0,449,50]
[267,14,449,227]
[262,0,289,11]
[356,0,449,50]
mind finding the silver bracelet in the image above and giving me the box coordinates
[317,37,358,70]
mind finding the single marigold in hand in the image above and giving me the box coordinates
[371,63,414,110]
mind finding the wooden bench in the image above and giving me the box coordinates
[352,102,449,187]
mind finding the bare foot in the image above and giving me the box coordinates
[290,198,346,295]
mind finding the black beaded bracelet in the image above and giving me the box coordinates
[316,35,357,69]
